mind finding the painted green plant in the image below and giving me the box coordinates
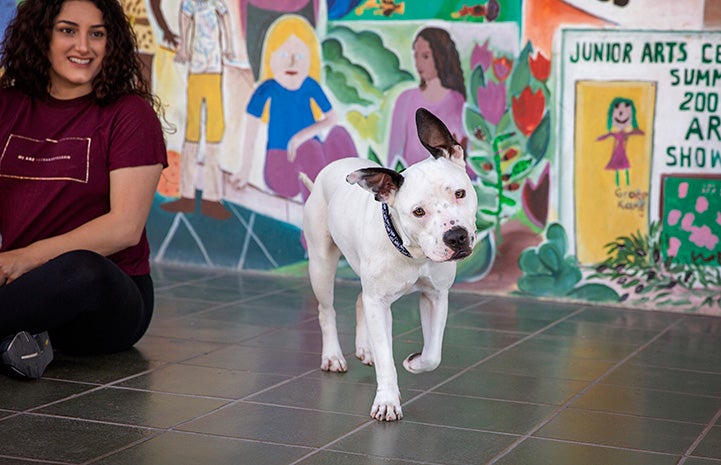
[464,41,552,239]
[589,222,721,309]
[322,26,414,107]
[517,223,619,301]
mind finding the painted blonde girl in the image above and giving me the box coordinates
[237,14,356,201]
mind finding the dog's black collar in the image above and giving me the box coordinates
[382,203,412,258]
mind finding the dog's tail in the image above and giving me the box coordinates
[299,172,314,192]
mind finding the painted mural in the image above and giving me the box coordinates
[0,0,717,314]
[142,0,720,314]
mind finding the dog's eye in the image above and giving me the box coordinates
[413,207,425,217]
[455,189,466,199]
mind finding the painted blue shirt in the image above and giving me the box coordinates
[246,77,332,150]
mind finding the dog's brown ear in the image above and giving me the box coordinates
[416,108,465,167]
[346,167,404,204]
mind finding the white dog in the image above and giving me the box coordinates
[302,108,478,421]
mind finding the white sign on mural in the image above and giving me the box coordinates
[556,28,721,259]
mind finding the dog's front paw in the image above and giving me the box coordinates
[355,346,374,366]
[403,352,440,374]
[370,389,403,421]
[321,354,348,372]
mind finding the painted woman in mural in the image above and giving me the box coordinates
[388,26,466,168]
[596,97,644,187]
[235,14,357,202]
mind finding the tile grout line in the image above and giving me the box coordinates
[484,315,688,465]
[676,403,721,465]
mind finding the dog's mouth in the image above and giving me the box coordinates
[450,248,473,261]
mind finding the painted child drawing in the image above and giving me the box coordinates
[596,97,644,187]
[236,14,357,202]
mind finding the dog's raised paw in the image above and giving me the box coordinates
[321,355,348,372]
[403,352,440,374]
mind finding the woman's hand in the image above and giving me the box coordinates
[0,248,44,285]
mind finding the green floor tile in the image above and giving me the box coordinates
[536,408,703,454]
[493,438,680,465]
[0,377,93,411]
[435,368,587,405]
[178,401,370,447]
[37,387,228,428]
[331,421,517,465]
[0,414,155,463]
[572,384,721,423]
[119,363,291,399]
[94,431,309,465]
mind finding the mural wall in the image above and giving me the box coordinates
[2,1,717,314]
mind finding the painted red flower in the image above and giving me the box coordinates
[492,56,512,82]
[529,50,551,82]
[511,86,545,136]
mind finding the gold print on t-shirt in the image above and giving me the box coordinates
[0,134,91,183]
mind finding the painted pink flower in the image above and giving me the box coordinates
[511,86,545,136]
[492,56,513,82]
[471,40,493,71]
[476,81,506,126]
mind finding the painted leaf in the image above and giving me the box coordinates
[567,283,620,302]
[469,65,486,108]
[509,41,532,97]
[464,104,493,144]
[546,223,568,258]
[518,248,546,274]
[500,195,517,207]
[556,266,582,292]
[538,242,561,272]
[505,157,533,181]
[527,112,550,164]
[518,275,557,296]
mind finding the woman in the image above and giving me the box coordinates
[235,14,356,201]
[0,0,168,379]
[388,27,467,168]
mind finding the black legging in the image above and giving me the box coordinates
[0,250,154,354]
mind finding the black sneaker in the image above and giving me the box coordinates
[0,331,54,380]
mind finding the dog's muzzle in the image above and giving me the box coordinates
[444,226,473,260]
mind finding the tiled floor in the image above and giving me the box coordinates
[2,264,721,465]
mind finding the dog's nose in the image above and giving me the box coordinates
[443,226,469,251]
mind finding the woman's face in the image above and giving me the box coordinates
[612,102,632,130]
[48,0,107,99]
[270,34,310,90]
[413,36,437,83]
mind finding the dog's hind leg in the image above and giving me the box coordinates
[354,293,374,366]
[309,244,347,372]
[305,196,347,372]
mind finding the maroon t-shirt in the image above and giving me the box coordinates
[0,89,167,275]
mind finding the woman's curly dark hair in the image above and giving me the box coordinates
[415,27,466,100]
[0,0,162,113]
